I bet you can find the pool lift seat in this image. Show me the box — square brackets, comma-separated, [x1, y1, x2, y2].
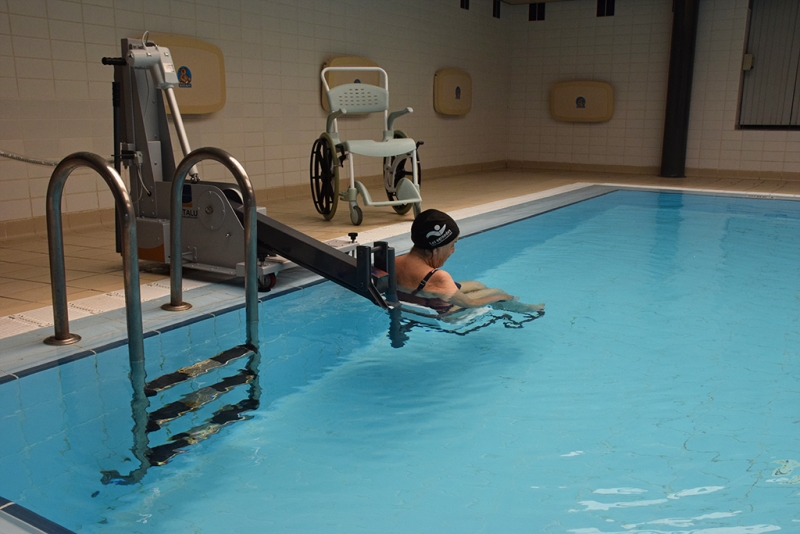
[311, 66, 422, 225]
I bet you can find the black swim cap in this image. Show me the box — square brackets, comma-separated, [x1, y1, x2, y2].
[411, 209, 460, 250]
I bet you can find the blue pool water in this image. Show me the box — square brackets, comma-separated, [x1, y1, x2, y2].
[1, 190, 799, 533]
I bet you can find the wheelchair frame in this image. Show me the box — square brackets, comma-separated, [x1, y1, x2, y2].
[310, 66, 422, 225]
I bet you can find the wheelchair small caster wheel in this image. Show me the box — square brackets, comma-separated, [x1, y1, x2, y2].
[258, 272, 277, 292]
[350, 205, 363, 226]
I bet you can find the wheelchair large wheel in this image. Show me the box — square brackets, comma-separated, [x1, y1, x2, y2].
[310, 134, 339, 220]
[384, 130, 422, 215]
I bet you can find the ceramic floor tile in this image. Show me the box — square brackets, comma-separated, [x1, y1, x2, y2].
[0, 250, 48, 263]
[0, 297, 44, 315]
[67, 274, 125, 291]
[0, 240, 50, 254]
[2, 266, 51, 281]
[27, 269, 99, 284]
[0, 262, 29, 276]
[0, 280, 51, 299]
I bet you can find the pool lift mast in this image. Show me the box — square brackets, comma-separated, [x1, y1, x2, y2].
[102, 36, 394, 307]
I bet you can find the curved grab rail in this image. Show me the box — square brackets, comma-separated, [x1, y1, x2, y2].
[44, 152, 144, 365]
[163, 147, 259, 348]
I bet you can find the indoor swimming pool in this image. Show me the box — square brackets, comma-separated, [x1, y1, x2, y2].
[1, 189, 799, 533]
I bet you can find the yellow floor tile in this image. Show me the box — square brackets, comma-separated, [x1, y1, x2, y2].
[0, 296, 46, 315]
[0, 279, 51, 299]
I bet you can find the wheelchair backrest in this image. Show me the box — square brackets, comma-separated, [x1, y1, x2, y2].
[327, 83, 388, 115]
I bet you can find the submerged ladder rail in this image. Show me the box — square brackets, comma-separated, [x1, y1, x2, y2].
[162, 147, 260, 348]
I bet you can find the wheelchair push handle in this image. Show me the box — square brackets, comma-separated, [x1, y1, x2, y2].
[321, 66, 389, 92]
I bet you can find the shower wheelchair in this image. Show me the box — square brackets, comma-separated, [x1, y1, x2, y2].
[310, 66, 422, 225]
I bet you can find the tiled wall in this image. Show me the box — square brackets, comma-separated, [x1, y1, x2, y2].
[507, 0, 673, 170]
[2, 0, 800, 225]
[688, 0, 800, 176]
[0, 0, 512, 224]
[508, 0, 800, 176]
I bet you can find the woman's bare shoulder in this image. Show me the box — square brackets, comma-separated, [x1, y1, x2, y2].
[422, 268, 458, 294]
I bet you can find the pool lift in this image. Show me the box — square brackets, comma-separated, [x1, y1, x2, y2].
[41, 37, 409, 484]
[102, 35, 395, 303]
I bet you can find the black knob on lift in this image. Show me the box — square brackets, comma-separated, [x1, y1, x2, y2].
[348, 232, 358, 243]
[101, 57, 127, 66]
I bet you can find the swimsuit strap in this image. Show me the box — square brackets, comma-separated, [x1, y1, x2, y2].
[413, 268, 438, 294]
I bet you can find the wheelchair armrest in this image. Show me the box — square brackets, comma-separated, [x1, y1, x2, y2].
[387, 107, 413, 131]
[326, 108, 347, 134]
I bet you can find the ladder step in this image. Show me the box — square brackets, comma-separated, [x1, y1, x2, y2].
[147, 369, 255, 431]
[144, 344, 255, 397]
[147, 397, 260, 466]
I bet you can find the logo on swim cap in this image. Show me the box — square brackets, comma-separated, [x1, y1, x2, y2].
[426, 224, 446, 239]
[426, 224, 453, 246]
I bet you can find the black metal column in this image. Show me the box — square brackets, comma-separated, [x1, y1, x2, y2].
[660, 0, 701, 178]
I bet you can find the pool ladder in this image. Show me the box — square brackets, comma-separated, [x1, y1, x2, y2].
[44, 148, 263, 484]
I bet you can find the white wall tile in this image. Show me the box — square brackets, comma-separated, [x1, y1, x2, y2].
[0, 198, 31, 220]
[0, 12, 10, 36]
[46, 0, 83, 23]
[10, 35, 52, 58]
[16, 77, 54, 99]
[9, 14, 49, 38]
[7, 0, 47, 18]
[64, 190, 98, 211]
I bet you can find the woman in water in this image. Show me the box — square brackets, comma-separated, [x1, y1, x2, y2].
[395, 209, 544, 316]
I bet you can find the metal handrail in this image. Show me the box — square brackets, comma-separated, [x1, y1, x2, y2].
[45, 152, 149, 486]
[162, 147, 260, 349]
[44, 152, 144, 362]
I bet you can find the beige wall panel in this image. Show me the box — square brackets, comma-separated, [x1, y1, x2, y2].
[434, 68, 472, 116]
[147, 32, 226, 115]
[550, 81, 614, 123]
